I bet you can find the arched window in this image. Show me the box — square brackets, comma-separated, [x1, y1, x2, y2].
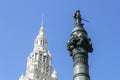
[41, 40, 42, 45]
[40, 54, 42, 61]
[35, 53, 37, 60]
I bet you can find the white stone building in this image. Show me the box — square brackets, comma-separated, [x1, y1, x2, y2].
[19, 25, 58, 80]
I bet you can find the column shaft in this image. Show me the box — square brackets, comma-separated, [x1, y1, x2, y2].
[73, 53, 90, 80]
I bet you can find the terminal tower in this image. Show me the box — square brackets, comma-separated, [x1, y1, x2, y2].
[19, 24, 58, 80]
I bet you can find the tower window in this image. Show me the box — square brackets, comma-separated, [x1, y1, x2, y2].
[37, 75, 39, 78]
[35, 53, 37, 60]
[41, 40, 42, 45]
[41, 77, 43, 80]
[43, 56, 46, 62]
[40, 54, 42, 61]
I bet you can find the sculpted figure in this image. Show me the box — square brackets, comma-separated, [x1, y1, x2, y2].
[74, 10, 81, 25]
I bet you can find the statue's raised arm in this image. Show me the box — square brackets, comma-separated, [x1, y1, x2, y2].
[74, 10, 82, 25]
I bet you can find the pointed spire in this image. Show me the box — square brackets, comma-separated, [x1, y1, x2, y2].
[41, 14, 44, 27]
[34, 14, 48, 52]
[39, 14, 44, 36]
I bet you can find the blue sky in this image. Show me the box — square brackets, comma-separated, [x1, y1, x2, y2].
[0, 0, 120, 80]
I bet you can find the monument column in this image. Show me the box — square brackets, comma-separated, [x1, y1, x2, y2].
[67, 10, 93, 80]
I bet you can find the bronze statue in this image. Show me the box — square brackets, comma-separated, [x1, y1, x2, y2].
[74, 10, 82, 25]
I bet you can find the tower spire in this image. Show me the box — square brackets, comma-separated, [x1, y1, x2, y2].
[41, 14, 44, 27]
[39, 14, 44, 36]
[34, 15, 48, 52]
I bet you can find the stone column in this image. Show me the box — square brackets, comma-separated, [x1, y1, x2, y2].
[67, 10, 93, 80]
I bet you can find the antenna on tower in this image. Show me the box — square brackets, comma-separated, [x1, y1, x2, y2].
[41, 14, 44, 27]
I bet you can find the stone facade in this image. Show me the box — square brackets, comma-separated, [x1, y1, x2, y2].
[19, 26, 58, 80]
